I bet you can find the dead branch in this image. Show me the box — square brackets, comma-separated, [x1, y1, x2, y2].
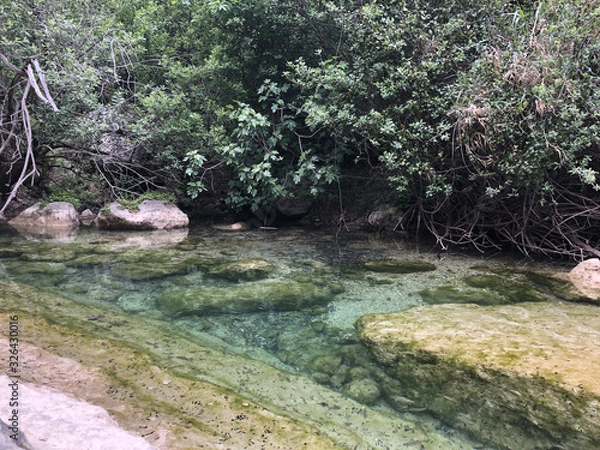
[400, 176, 600, 260]
[0, 54, 59, 219]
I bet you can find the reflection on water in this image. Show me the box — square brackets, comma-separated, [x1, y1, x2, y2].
[0, 224, 570, 449]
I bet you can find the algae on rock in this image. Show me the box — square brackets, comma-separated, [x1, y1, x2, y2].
[363, 259, 437, 274]
[0, 279, 484, 450]
[356, 302, 600, 450]
[463, 274, 547, 303]
[207, 258, 276, 281]
[418, 286, 506, 306]
[157, 280, 336, 316]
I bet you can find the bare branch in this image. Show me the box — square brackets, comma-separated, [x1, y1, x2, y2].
[31, 58, 59, 111]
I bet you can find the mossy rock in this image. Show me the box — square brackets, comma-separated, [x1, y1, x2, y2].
[13, 241, 82, 262]
[463, 274, 547, 303]
[113, 261, 196, 281]
[419, 285, 507, 306]
[292, 274, 346, 294]
[310, 354, 343, 375]
[341, 378, 381, 405]
[523, 270, 591, 303]
[363, 259, 436, 274]
[157, 280, 335, 316]
[66, 254, 114, 268]
[5, 261, 67, 277]
[0, 249, 23, 258]
[207, 258, 275, 281]
[357, 302, 600, 450]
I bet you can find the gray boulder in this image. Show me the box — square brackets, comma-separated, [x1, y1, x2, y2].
[9, 202, 80, 230]
[95, 200, 189, 230]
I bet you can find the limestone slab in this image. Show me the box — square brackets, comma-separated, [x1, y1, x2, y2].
[356, 302, 600, 450]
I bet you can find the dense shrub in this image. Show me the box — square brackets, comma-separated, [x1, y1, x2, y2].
[282, 0, 600, 257]
[2, 0, 599, 257]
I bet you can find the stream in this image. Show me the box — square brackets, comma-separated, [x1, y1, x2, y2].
[0, 223, 572, 449]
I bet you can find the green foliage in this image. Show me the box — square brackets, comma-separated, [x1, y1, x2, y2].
[116, 191, 176, 211]
[281, 0, 600, 255]
[453, 0, 600, 193]
[286, 0, 496, 198]
[41, 175, 97, 210]
[203, 80, 343, 210]
[2, 0, 599, 256]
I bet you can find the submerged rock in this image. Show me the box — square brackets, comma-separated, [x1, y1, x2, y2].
[5, 261, 67, 277]
[356, 302, 600, 450]
[210, 222, 250, 231]
[341, 378, 381, 405]
[157, 280, 335, 316]
[419, 285, 506, 306]
[420, 272, 552, 306]
[363, 259, 436, 274]
[310, 354, 343, 375]
[207, 258, 275, 281]
[463, 274, 547, 303]
[523, 269, 591, 303]
[113, 261, 195, 281]
[95, 200, 189, 230]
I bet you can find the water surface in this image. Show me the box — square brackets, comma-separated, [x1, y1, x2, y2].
[0, 224, 570, 449]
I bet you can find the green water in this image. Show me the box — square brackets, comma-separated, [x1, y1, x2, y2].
[0, 224, 572, 450]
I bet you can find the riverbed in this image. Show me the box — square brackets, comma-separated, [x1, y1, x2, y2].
[0, 224, 574, 449]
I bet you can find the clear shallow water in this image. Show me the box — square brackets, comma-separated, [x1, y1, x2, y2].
[0, 224, 571, 449]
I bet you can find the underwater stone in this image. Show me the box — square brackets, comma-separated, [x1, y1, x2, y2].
[0, 249, 22, 258]
[157, 281, 335, 316]
[418, 285, 506, 306]
[326, 282, 346, 294]
[6, 261, 66, 277]
[463, 274, 547, 303]
[210, 222, 250, 231]
[363, 259, 436, 274]
[207, 258, 275, 281]
[523, 269, 592, 303]
[310, 354, 343, 375]
[117, 292, 155, 313]
[329, 373, 347, 389]
[312, 372, 331, 384]
[310, 320, 326, 333]
[349, 367, 372, 381]
[113, 261, 194, 281]
[66, 254, 114, 268]
[19, 245, 79, 262]
[341, 379, 381, 405]
[356, 302, 600, 450]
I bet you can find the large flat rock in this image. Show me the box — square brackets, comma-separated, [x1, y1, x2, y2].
[356, 302, 600, 450]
